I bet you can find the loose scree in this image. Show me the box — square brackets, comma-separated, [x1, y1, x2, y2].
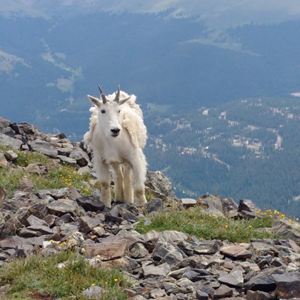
[84, 85, 147, 208]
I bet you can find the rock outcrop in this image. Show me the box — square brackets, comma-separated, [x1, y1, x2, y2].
[1, 117, 300, 299]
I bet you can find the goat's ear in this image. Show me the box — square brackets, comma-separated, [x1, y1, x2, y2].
[119, 96, 131, 106]
[88, 95, 101, 107]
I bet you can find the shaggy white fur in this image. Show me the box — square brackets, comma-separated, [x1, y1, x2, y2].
[84, 89, 147, 208]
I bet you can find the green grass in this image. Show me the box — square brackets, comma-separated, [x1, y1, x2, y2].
[0, 251, 130, 300]
[135, 206, 281, 243]
[0, 148, 93, 197]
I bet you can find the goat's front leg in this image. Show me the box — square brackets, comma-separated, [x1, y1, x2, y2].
[93, 156, 111, 208]
[111, 164, 124, 202]
[123, 162, 134, 203]
[131, 150, 147, 206]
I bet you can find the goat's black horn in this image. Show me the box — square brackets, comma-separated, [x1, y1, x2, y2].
[98, 84, 107, 103]
[114, 85, 120, 103]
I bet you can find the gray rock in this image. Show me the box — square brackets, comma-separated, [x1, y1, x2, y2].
[92, 226, 105, 237]
[150, 288, 166, 298]
[25, 163, 48, 175]
[76, 196, 105, 212]
[0, 133, 22, 149]
[48, 187, 81, 201]
[78, 216, 100, 233]
[181, 198, 197, 208]
[118, 206, 138, 221]
[145, 198, 164, 214]
[213, 284, 233, 299]
[57, 146, 73, 156]
[218, 270, 244, 287]
[143, 264, 167, 278]
[196, 290, 209, 300]
[194, 240, 222, 255]
[244, 268, 284, 292]
[17, 176, 35, 193]
[220, 245, 252, 260]
[152, 241, 187, 267]
[130, 242, 149, 258]
[272, 273, 300, 299]
[4, 150, 18, 161]
[78, 166, 91, 175]
[47, 199, 78, 216]
[145, 171, 172, 196]
[18, 228, 42, 238]
[238, 199, 260, 219]
[69, 146, 90, 167]
[29, 203, 48, 219]
[84, 239, 127, 260]
[57, 155, 77, 164]
[82, 285, 104, 299]
[27, 215, 48, 226]
[272, 219, 300, 245]
[246, 290, 275, 300]
[200, 194, 225, 216]
[27, 225, 53, 235]
[55, 213, 74, 226]
[28, 138, 58, 158]
[0, 235, 43, 249]
[143, 230, 189, 244]
[222, 197, 239, 215]
[251, 242, 278, 257]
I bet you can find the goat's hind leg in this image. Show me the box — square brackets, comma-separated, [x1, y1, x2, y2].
[131, 151, 147, 206]
[94, 157, 112, 208]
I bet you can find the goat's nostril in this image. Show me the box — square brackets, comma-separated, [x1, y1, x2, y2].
[111, 128, 120, 135]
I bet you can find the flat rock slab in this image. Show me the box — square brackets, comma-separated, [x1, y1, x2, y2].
[142, 264, 167, 278]
[47, 199, 78, 216]
[27, 225, 53, 235]
[84, 239, 127, 260]
[76, 196, 105, 212]
[29, 139, 58, 158]
[213, 284, 233, 299]
[0, 236, 44, 249]
[218, 270, 244, 287]
[27, 215, 48, 226]
[181, 198, 197, 208]
[220, 245, 252, 260]
[0, 133, 22, 149]
[244, 268, 283, 292]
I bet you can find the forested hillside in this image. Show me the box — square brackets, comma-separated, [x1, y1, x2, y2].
[144, 97, 300, 218]
[1, 12, 300, 138]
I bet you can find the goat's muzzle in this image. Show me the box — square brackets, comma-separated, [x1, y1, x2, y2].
[111, 128, 120, 137]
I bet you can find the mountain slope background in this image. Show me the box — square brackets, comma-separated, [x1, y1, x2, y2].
[0, 1, 300, 217]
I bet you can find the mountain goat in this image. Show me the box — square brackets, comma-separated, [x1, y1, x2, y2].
[84, 85, 147, 208]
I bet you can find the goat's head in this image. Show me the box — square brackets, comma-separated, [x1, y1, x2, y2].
[88, 85, 131, 138]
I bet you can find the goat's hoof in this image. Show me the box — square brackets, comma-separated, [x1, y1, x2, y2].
[135, 199, 147, 207]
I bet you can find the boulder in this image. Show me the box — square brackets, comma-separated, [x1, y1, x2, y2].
[145, 171, 172, 196]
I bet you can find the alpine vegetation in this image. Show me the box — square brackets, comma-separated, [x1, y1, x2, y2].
[84, 85, 147, 208]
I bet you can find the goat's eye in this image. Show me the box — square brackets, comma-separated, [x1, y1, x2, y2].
[101, 110, 105, 113]
[118, 110, 120, 113]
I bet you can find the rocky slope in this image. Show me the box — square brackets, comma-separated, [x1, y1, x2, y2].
[1, 116, 300, 300]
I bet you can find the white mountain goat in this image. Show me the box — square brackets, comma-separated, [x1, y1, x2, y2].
[84, 85, 147, 208]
